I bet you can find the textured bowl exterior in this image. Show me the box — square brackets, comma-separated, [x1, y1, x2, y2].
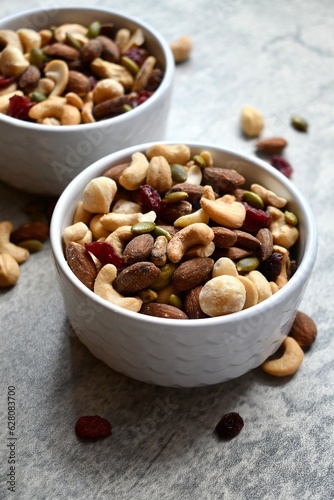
[0, 7, 174, 196]
[50, 142, 318, 387]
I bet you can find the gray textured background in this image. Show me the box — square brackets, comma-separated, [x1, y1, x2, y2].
[1, 0, 333, 498]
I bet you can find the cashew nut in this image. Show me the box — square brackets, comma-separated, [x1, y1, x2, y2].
[114, 28, 131, 52]
[119, 152, 149, 191]
[0, 221, 29, 264]
[65, 92, 84, 110]
[146, 156, 173, 194]
[0, 46, 29, 77]
[245, 270, 272, 303]
[167, 222, 214, 263]
[267, 206, 299, 249]
[28, 97, 81, 125]
[0, 30, 23, 51]
[73, 201, 93, 226]
[120, 28, 145, 54]
[54, 23, 88, 43]
[32, 77, 55, 96]
[184, 241, 215, 259]
[105, 226, 134, 256]
[251, 183, 287, 209]
[90, 58, 133, 91]
[261, 336, 304, 376]
[83, 176, 118, 214]
[200, 194, 246, 229]
[81, 92, 95, 123]
[200, 150, 213, 167]
[94, 264, 142, 311]
[146, 144, 191, 165]
[112, 199, 141, 214]
[169, 35, 193, 63]
[0, 253, 20, 287]
[186, 164, 202, 185]
[62, 222, 92, 247]
[199, 275, 246, 316]
[273, 244, 290, 289]
[100, 210, 156, 232]
[44, 59, 69, 97]
[89, 214, 111, 240]
[17, 28, 41, 53]
[174, 207, 210, 228]
[0, 82, 17, 97]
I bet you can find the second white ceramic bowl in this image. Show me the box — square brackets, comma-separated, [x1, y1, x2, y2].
[50, 142, 317, 387]
[0, 7, 174, 195]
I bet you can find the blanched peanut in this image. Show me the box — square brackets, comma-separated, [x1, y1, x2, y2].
[83, 177, 117, 214]
[199, 275, 246, 316]
[169, 35, 192, 63]
[267, 206, 299, 249]
[92, 78, 124, 104]
[212, 257, 238, 277]
[246, 270, 272, 303]
[237, 275, 259, 309]
[261, 337, 304, 376]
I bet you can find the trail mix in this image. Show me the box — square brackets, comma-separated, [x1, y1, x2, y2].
[0, 20, 164, 125]
[62, 143, 300, 319]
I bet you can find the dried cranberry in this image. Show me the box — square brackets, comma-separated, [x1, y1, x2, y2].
[139, 184, 162, 214]
[0, 76, 14, 87]
[241, 202, 271, 235]
[271, 155, 293, 178]
[7, 95, 36, 121]
[258, 252, 283, 282]
[85, 241, 124, 268]
[75, 415, 112, 439]
[123, 47, 147, 67]
[215, 412, 244, 439]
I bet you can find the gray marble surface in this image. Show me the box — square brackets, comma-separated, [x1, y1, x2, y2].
[1, 0, 334, 498]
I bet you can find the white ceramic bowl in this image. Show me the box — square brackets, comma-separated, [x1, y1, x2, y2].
[0, 7, 174, 196]
[50, 142, 317, 387]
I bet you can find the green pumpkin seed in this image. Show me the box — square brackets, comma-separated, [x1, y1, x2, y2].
[151, 263, 177, 291]
[193, 154, 206, 168]
[162, 191, 188, 203]
[18, 239, 44, 253]
[168, 294, 183, 309]
[242, 191, 264, 209]
[284, 210, 298, 226]
[66, 32, 82, 51]
[30, 48, 47, 68]
[152, 226, 172, 240]
[170, 163, 188, 183]
[87, 21, 101, 39]
[236, 256, 260, 272]
[131, 221, 156, 234]
[29, 92, 47, 103]
[138, 289, 158, 303]
[291, 115, 308, 132]
[122, 104, 133, 113]
[121, 56, 139, 75]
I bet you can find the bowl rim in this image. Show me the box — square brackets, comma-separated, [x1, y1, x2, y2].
[50, 140, 318, 329]
[0, 6, 175, 132]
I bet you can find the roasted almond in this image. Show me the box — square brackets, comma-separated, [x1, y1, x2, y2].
[184, 286, 208, 319]
[256, 227, 273, 261]
[123, 234, 154, 264]
[172, 257, 214, 293]
[93, 92, 137, 118]
[10, 221, 49, 244]
[81, 38, 103, 62]
[66, 241, 97, 290]
[159, 200, 193, 225]
[102, 162, 131, 182]
[233, 229, 261, 250]
[202, 168, 245, 194]
[212, 227, 238, 248]
[256, 137, 287, 154]
[289, 310, 317, 348]
[140, 302, 188, 319]
[113, 261, 160, 295]
[18, 65, 41, 92]
[67, 70, 91, 97]
[42, 43, 80, 61]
